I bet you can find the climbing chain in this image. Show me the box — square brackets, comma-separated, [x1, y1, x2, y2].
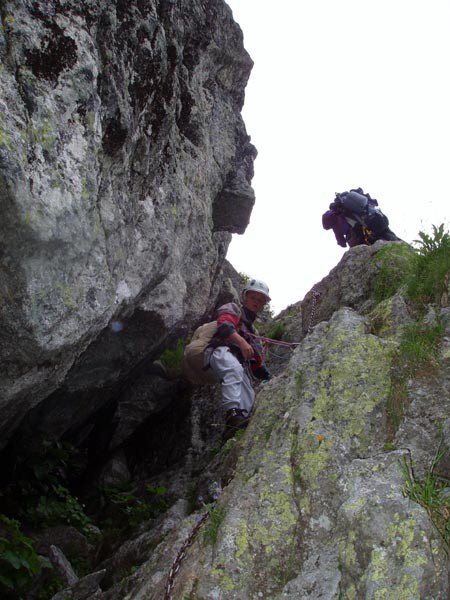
[163, 510, 210, 600]
[307, 289, 321, 335]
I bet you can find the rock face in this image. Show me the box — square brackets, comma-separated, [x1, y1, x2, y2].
[1, 3, 449, 598]
[90, 242, 449, 600]
[0, 0, 255, 448]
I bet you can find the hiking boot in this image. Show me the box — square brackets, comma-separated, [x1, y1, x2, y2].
[223, 408, 250, 441]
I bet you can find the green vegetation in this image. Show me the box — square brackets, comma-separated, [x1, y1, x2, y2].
[290, 433, 302, 486]
[408, 224, 450, 307]
[294, 369, 304, 389]
[239, 272, 250, 285]
[372, 242, 415, 303]
[381, 225, 449, 433]
[0, 438, 175, 598]
[0, 515, 45, 596]
[100, 482, 172, 532]
[263, 321, 286, 341]
[373, 224, 450, 309]
[27, 483, 91, 533]
[387, 317, 445, 432]
[159, 339, 185, 374]
[202, 504, 227, 546]
[400, 430, 450, 555]
[0, 439, 91, 536]
[398, 319, 444, 377]
[0, 439, 94, 598]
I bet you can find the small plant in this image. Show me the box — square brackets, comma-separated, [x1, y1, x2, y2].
[26, 483, 91, 533]
[264, 321, 286, 341]
[0, 438, 91, 537]
[294, 369, 304, 389]
[0, 514, 44, 595]
[372, 224, 450, 308]
[159, 339, 185, 375]
[126, 565, 139, 577]
[400, 431, 450, 555]
[290, 433, 302, 485]
[386, 371, 408, 434]
[101, 482, 171, 531]
[398, 319, 444, 377]
[408, 224, 450, 307]
[387, 316, 444, 435]
[414, 223, 450, 254]
[239, 272, 250, 285]
[202, 504, 227, 546]
[372, 243, 415, 303]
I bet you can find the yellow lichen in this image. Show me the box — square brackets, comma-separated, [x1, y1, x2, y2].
[339, 530, 357, 567]
[235, 521, 249, 561]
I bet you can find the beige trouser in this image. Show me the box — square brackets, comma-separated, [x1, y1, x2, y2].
[209, 346, 255, 414]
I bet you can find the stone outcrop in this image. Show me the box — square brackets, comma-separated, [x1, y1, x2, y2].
[81, 242, 449, 600]
[300, 240, 417, 336]
[0, 0, 255, 449]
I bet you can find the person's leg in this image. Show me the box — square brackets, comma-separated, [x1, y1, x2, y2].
[209, 347, 254, 413]
[238, 365, 255, 415]
[381, 228, 402, 242]
[209, 347, 255, 439]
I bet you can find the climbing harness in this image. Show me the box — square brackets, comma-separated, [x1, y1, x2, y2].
[164, 510, 210, 600]
[307, 289, 321, 334]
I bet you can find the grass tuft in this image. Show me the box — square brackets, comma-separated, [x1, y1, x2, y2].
[400, 429, 450, 555]
[202, 504, 227, 546]
[387, 317, 445, 435]
[407, 224, 450, 308]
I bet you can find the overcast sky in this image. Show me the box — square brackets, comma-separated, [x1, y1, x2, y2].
[225, 0, 450, 314]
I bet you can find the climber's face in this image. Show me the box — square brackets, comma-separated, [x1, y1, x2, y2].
[243, 291, 267, 313]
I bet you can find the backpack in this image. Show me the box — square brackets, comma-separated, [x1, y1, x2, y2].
[335, 189, 389, 236]
[181, 321, 219, 384]
[337, 190, 368, 215]
[364, 205, 389, 235]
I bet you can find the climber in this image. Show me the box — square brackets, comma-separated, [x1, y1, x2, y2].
[204, 279, 272, 441]
[322, 188, 401, 248]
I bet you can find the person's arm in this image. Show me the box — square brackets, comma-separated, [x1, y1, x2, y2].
[216, 305, 255, 360]
[226, 331, 254, 360]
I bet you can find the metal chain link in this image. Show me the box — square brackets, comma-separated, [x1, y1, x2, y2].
[163, 510, 210, 600]
[307, 289, 321, 334]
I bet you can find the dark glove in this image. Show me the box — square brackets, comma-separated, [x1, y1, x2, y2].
[253, 365, 272, 381]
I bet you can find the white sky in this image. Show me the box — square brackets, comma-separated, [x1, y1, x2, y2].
[225, 0, 450, 314]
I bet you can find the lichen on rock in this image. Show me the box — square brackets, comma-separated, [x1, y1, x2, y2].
[0, 0, 255, 450]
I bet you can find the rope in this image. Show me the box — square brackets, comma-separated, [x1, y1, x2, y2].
[265, 347, 294, 360]
[247, 332, 300, 350]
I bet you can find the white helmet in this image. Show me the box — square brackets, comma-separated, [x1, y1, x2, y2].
[242, 279, 271, 302]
